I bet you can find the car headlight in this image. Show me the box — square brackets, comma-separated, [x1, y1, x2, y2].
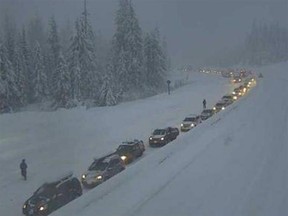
[82, 174, 86, 179]
[191, 123, 195, 127]
[233, 96, 237, 100]
[96, 175, 102, 180]
[221, 107, 225, 110]
[23, 204, 27, 209]
[232, 91, 236, 94]
[120, 155, 127, 161]
[181, 124, 183, 127]
[213, 107, 216, 110]
[39, 204, 48, 211]
[149, 137, 152, 140]
[161, 137, 164, 140]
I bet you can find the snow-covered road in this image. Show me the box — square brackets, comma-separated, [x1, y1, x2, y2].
[52, 63, 287, 216]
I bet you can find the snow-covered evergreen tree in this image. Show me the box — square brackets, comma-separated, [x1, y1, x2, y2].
[143, 28, 167, 92]
[112, 0, 144, 95]
[67, 20, 81, 101]
[14, 32, 28, 106]
[47, 16, 61, 97]
[53, 52, 71, 108]
[80, 4, 101, 100]
[18, 28, 32, 103]
[161, 36, 171, 72]
[0, 38, 19, 111]
[67, 8, 99, 102]
[99, 73, 117, 106]
[3, 14, 16, 66]
[60, 19, 73, 53]
[17, 27, 33, 104]
[31, 41, 48, 102]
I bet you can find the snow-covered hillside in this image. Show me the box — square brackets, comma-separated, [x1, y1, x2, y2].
[0, 71, 232, 216]
[1, 62, 287, 216]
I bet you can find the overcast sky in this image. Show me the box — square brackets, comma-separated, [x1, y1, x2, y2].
[1, 0, 287, 66]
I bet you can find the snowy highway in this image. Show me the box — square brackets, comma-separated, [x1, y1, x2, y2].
[52, 63, 287, 216]
[1, 63, 287, 216]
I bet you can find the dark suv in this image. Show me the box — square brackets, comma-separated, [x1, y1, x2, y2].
[22, 173, 82, 216]
[81, 154, 125, 188]
[115, 140, 145, 164]
[149, 127, 179, 147]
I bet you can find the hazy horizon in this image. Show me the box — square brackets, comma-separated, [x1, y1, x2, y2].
[1, 0, 287, 67]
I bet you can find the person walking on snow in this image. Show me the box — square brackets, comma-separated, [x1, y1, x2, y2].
[203, 99, 206, 109]
[20, 159, 27, 180]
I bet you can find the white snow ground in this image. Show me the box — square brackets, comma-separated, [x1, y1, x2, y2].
[1, 63, 287, 216]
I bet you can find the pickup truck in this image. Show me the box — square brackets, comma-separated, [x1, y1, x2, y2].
[149, 127, 179, 147]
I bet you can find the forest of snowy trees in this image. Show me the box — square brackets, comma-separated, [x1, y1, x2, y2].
[0, 0, 169, 113]
[243, 21, 288, 66]
[209, 21, 288, 67]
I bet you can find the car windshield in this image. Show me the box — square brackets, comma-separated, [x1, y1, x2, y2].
[202, 110, 212, 114]
[88, 159, 109, 171]
[216, 103, 225, 106]
[184, 117, 196, 122]
[117, 145, 133, 152]
[153, 129, 166, 135]
[223, 96, 231, 99]
[34, 184, 56, 198]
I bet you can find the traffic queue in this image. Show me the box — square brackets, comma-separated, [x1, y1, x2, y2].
[22, 75, 257, 216]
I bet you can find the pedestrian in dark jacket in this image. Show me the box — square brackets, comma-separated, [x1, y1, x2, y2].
[203, 99, 206, 109]
[20, 159, 27, 180]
